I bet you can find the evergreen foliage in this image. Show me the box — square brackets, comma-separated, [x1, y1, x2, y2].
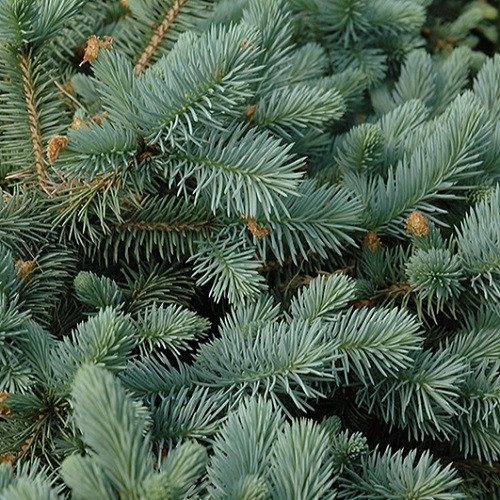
[0, 0, 498, 498]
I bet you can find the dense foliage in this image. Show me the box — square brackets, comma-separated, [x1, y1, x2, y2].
[0, 0, 498, 498]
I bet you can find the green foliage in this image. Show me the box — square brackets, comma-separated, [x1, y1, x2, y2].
[260, 180, 363, 263]
[142, 440, 208, 499]
[190, 229, 267, 304]
[134, 303, 210, 354]
[456, 185, 500, 302]
[167, 123, 304, 218]
[329, 429, 369, 471]
[406, 247, 465, 318]
[207, 397, 283, 498]
[51, 307, 137, 387]
[0, 191, 50, 253]
[0, 460, 62, 500]
[426, 0, 498, 56]
[0, 0, 498, 497]
[270, 419, 336, 499]
[290, 274, 357, 322]
[339, 447, 463, 499]
[329, 306, 422, 383]
[63, 365, 152, 498]
[192, 318, 337, 411]
[74, 271, 125, 310]
[113, 0, 212, 69]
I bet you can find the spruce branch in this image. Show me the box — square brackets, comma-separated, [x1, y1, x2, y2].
[0, 0, 498, 494]
[134, 0, 189, 75]
[134, 303, 210, 355]
[219, 295, 280, 338]
[0, 190, 50, 254]
[192, 318, 338, 411]
[62, 365, 153, 498]
[338, 447, 463, 499]
[167, 124, 304, 218]
[290, 273, 357, 322]
[252, 82, 345, 138]
[456, 185, 500, 302]
[50, 307, 137, 387]
[207, 397, 283, 499]
[257, 180, 363, 263]
[350, 92, 492, 235]
[359, 348, 469, 440]
[110, 197, 214, 260]
[327, 306, 422, 384]
[190, 229, 266, 304]
[269, 419, 336, 499]
[114, 0, 211, 72]
[151, 386, 227, 448]
[16, 51, 47, 189]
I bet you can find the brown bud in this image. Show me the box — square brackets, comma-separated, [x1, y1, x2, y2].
[245, 104, 257, 122]
[240, 39, 253, 50]
[406, 210, 429, 237]
[71, 116, 86, 130]
[80, 35, 113, 67]
[0, 391, 11, 417]
[353, 299, 375, 309]
[15, 259, 37, 281]
[80, 35, 100, 66]
[20, 436, 33, 453]
[387, 282, 412, 298]
[120, 0, 129, 6]
[0, 453, 15, 465]
[363, 231, 381, 252]
[92, 111, 109, 126]
[138, 151, 154, 162]
[242, 215, 272, 239]
[436, 38, 453, 51]
[47, 135, 70, 165]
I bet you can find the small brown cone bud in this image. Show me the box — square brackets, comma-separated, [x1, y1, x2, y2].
[0, 453, 15, 465]
[47, 135, 70, 165]
[71, 116, 86, 130]
[20, 436, 33, 453]
[80, 35, 100, 66]
[138, 151, 154, 162]
[242, 215, 272, 239]
[80, 35, 113, 67]
[120, 0, 129, 6]
[387, 282, 412, 298]
[245, 104, 257, 122]
[0, 391, 11, 417]
[15, 259, 37, 281]
[406, 210, 429, 237]
[363, 231, 381, 252]
[240, 39, 253, 50]
[92, 111, 109, 125]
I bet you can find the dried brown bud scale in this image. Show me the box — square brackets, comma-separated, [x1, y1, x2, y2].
[406, 210, 429, 237]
